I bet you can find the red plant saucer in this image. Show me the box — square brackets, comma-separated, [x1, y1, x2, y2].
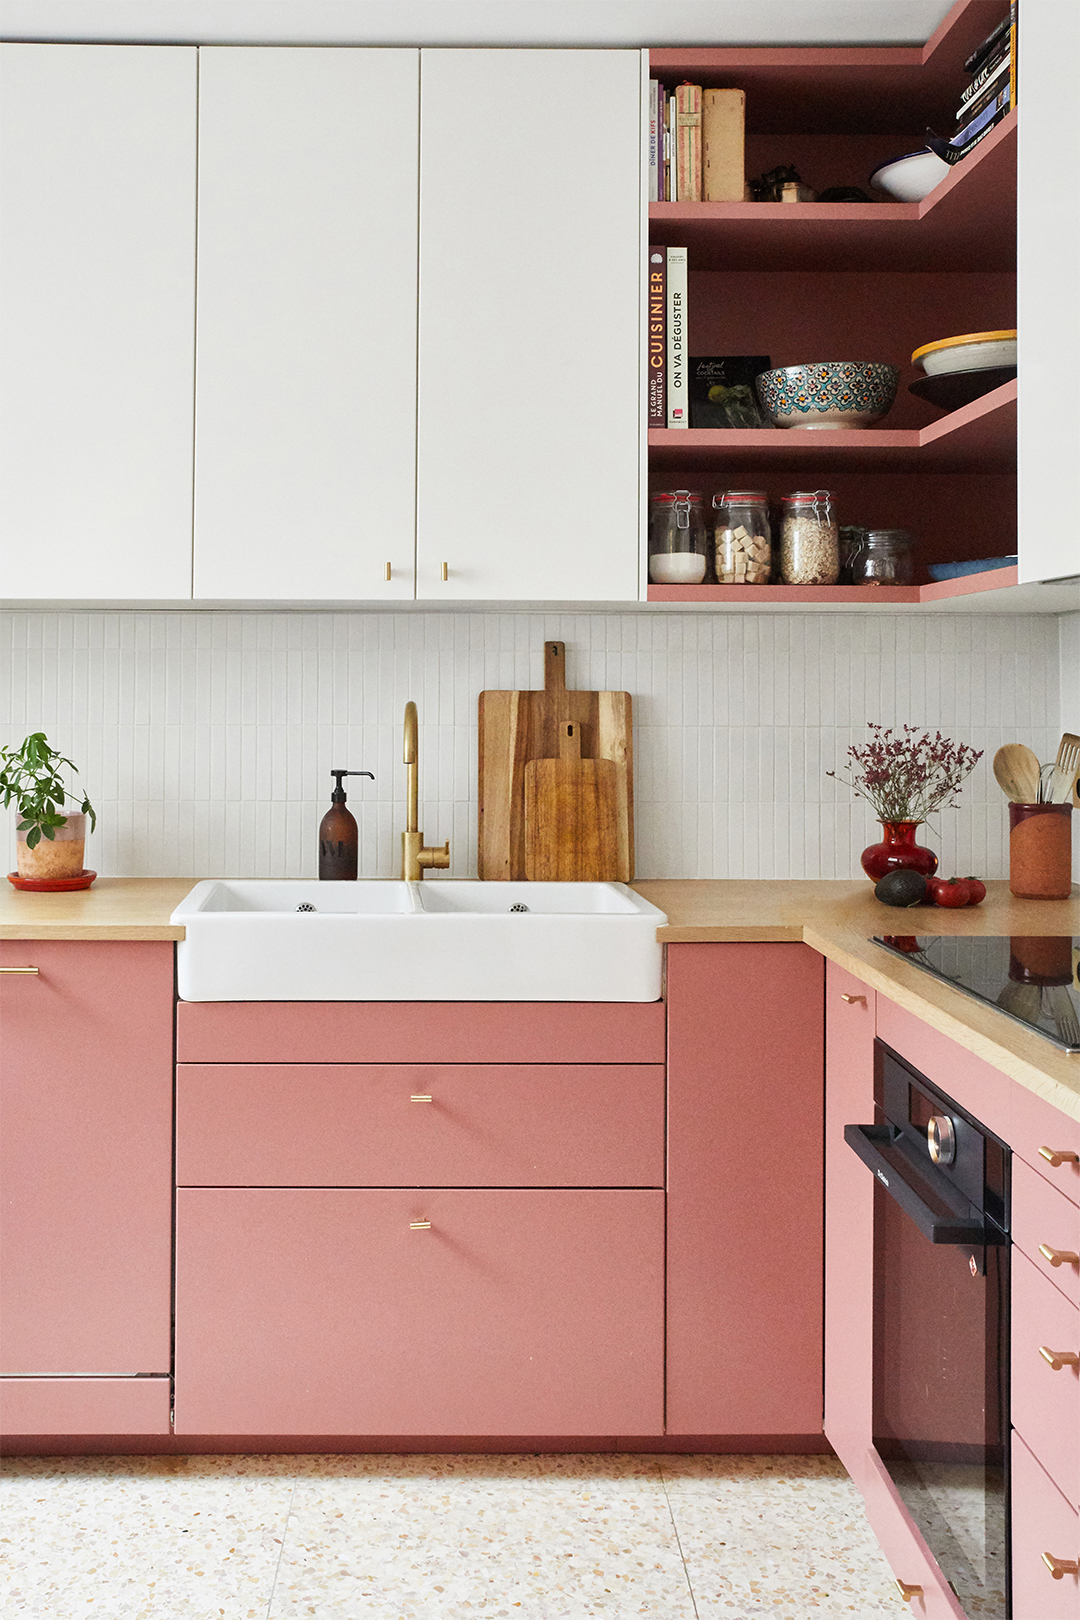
[7, 869, 97, 892]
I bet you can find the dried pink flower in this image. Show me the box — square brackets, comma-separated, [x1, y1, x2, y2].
[827, 723, 983, 823]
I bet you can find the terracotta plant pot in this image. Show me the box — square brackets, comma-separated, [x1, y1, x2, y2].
[16, 812, 86, 880]
[860, 820, 938, 882]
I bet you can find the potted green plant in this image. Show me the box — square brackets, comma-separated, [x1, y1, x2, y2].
[1, 732, 97, 886]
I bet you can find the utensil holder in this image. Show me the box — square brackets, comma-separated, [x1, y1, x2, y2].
[1008, 803, 1073, 900]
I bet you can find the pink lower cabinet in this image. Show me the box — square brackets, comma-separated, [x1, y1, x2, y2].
[0, 940, 174, 1436]
[1011, 1431, 1080, 1617]
[665, 942, 825, 1439]
[174, 1187, 664, 1436]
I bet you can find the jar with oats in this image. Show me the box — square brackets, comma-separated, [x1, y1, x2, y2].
[712, 491, 771, 584]
[779, 489, 839, 584]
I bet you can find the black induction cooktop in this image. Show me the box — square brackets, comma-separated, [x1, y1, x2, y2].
[871, 935, 1080, 1052]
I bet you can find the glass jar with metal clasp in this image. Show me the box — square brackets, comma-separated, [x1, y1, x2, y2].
[648, 490, 709, 584]
[849, 528, 915, 586]
[712, 490, 772, 584]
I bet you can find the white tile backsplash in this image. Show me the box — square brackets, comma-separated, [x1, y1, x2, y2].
[0, 609, 1064, 882]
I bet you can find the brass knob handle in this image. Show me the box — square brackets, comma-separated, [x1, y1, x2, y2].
[1040, 1147, 1080, 1168]
[410, 1094, 433, 1103]
[840, 992, 867, 1005]
[1039, 1244, 1080, 1268]
[409, 1220, 431, 1230]
[441, 561, 449, 581]
[1042, 1553, 1080, 1579]
[1039, 1346, 1080, 1371]
[895, 1580, 924, 1601]
[385, 562, 392, 581]
[0, 965, 39, 974]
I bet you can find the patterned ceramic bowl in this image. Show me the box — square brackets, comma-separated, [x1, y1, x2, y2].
[755, 362, 900, 430]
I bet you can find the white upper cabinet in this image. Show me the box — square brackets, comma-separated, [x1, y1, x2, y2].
[1017, 0, 1079, 585]
[193, 48, 420, 601]
[0, 44, 197, 600]
[415, 49, 644, 602]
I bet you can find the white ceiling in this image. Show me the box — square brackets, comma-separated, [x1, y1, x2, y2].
[0, 1, 961, 48]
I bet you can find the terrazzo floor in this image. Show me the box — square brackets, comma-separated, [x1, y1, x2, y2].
[0, 1451, 903, 1618]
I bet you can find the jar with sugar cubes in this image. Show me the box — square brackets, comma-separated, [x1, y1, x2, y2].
[648, 490, 709, 584]
[712, 491, 772, 584]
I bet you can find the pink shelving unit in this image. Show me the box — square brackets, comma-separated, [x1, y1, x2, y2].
[647, 0, 1018, 600]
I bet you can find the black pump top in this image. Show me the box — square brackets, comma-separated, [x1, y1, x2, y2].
[330, 769, 374, 803]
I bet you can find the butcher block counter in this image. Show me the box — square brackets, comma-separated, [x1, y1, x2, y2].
[2, 875, 1077, 1115]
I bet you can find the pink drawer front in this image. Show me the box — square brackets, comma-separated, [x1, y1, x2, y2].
[1011, 1431, 1080, 1619]
[1013, 1155, 1080, 1308]
[1009, 1082, 1080, 1210]
[176, 999, 666, 1066]
[1011, 1247, 1079, 1508]
[174, 1187, 664, 1437]
[176, 1063, 665, 1188]
[0, 1376, 171, 1437]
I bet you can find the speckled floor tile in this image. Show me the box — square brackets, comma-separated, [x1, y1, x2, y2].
[0, 1455, 296, 1619]
[0, 1451, 907, 1619]
[659, 1456, 901, 1616]
[268, 1455, 695, 1618]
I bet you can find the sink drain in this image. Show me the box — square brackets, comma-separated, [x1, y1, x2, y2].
[296, 902, 316, 912]
[509, 903, 530, 912]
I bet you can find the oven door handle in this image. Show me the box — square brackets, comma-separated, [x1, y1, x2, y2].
[844, 1123, 995, 1245]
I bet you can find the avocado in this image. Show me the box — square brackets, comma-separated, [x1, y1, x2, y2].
[874, 869, 928, 907]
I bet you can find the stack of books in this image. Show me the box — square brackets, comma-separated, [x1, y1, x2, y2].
[936, 5, 1016, 164]
[649, 81, 745, 203]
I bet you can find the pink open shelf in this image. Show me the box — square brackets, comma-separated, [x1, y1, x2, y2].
[648, 116, 1016, 273]
[647, 565, 1018, 606]
[648, 381, 1015, 474]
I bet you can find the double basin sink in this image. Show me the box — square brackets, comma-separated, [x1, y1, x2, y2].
[172, 881, 667, 1002]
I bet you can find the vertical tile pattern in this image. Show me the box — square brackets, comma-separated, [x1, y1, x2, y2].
[0, 609, 1061, 880]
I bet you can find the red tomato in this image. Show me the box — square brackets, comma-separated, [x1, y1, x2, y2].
[935, 878, 971, 908]
[964, 877, 987, 905]
[924, 877, 947, 905]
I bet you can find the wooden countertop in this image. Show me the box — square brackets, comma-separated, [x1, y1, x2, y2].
[3, 875, 1078, 1117]
[633, 879, 1080, 1120]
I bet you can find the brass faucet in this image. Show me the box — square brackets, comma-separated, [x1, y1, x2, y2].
[401, 701, 450, 881]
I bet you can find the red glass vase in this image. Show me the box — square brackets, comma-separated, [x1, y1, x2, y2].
[860, 820, 938, 882]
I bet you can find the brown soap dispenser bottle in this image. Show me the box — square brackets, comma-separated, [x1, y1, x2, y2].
[319, 769, 373, 880]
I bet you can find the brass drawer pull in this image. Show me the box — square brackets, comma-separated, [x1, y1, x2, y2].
[1040, 1147, 1080, 1168]
[0, 965, 39, 974]
[1042, 1553, 1080, 1579]
[409, 1220, 431, 1231]
[840, 992, 866, 1005]
[384, 562, 392, 581]
[410, 1094, 433, 1103]
[1039, 1244, 1080, 1268]
[441, 562, 449, 582]
[895, 1580, 923, 1601]
[1039, 1346, 1080, 1371]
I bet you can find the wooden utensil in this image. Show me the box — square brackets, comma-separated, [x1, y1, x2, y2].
[524, 722, 620, 881]
[992, 743, 1041, 804]
[479, 641, 632, 880]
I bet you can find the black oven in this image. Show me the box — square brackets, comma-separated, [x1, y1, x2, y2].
[846, 1041, 1011, 1619]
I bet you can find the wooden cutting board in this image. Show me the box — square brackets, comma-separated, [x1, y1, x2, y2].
[479, 641, 633, 881]
[524, 722, 620, 881]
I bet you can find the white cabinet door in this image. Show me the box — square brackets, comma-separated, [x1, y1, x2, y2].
[415, 49, 644, 602]
[193, 49, 419, 601]
[1017, 0, 1080, 584]
[0, 44, 197, 600]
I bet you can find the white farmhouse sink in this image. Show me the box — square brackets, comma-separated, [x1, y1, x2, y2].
[172, 880, 666, 1002]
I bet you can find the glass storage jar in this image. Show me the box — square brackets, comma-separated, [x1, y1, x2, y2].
[712, 490, 771, 583]
[779, 489, 839, 584]
[648, 490, 708, 584]
[849, 528, 914, 585]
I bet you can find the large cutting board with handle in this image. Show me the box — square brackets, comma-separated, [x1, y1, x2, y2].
[479, 642, 633, 881]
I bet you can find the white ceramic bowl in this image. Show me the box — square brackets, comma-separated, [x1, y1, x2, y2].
[912, 331, 1017, 376]
[869, 148, 950, 202]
